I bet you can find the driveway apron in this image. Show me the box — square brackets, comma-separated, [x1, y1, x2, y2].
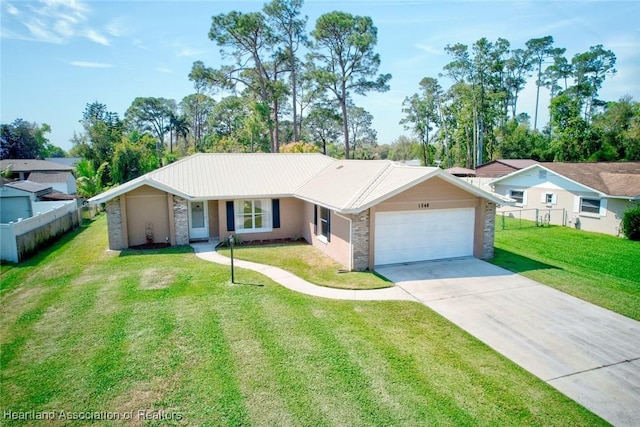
[376, 258, 640, 427]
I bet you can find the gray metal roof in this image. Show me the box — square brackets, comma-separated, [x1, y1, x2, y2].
[90, 153, 506, 211]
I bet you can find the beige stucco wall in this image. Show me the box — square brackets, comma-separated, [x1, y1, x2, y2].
[303, 202, 352, 270]
[219, 197, 305, 242]
[369, 177, 486, 266]
[124, 185, 171, 246]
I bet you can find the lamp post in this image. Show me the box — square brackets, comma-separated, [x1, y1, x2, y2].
[228, 234, 235, 284]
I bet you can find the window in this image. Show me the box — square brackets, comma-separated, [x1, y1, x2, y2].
[580, 198, 601, 215]
[543, 192, 556, 205]
[234, 199, 272, 233]
[320, 207, 330, 238]
[315, 205, 331, 243]
[510, 190, 525, 205]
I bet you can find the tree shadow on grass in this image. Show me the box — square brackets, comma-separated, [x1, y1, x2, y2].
[490, 248, 561, 274]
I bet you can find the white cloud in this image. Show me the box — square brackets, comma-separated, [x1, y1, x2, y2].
[69, 61, 113, 68]
[2, 0, 114, 46]
[5, 3, 19, 15]
[157, 66, 172, 74]
[105, 17, 128, 37]
[84, 29, 110, 46]
[414, 42, 443, 56]
[177, 47, 202, 58]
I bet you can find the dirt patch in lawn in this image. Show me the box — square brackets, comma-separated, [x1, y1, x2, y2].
[139, 268, 177, 290]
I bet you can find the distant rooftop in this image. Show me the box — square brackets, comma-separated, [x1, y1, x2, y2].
[0, 159, 74, 172]
[4, 180, 52, 194]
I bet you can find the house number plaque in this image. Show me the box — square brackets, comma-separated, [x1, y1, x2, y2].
[418, 203, 429, 208]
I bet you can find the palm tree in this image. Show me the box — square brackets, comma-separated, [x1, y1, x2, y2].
[75, 159, 107, 198]
[173, 115, 190, 151]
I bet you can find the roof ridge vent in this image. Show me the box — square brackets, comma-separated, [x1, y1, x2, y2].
[347, 162, 395, 209]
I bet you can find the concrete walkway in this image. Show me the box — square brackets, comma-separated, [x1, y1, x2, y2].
[192, 243, 640, 426]
[191, 242, 417, 301]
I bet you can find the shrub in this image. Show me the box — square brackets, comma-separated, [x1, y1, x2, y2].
[622, 205, 640, 241]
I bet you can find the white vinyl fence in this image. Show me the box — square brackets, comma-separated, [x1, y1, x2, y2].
[1, 200, 80, 263]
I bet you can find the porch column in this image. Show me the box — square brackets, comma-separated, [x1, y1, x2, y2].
[173, 196, 189, 245]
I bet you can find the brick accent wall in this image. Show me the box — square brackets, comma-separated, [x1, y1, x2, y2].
[173, 196, 189, 245]
[105, 198, 124, 250]
[349, 210, 370, 271]
[482, 201, 496, 259]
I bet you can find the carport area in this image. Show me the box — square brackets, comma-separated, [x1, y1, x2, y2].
[377, 258, 640, 427]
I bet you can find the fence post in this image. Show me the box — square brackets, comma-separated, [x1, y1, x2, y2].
[535, 208, 539, 227]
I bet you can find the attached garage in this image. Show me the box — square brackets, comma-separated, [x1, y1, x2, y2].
[374, 207, 475, 266]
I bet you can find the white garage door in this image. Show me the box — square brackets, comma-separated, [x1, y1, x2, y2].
[374, 208, 475, 266]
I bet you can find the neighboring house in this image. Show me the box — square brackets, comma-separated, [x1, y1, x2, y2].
[445, 167, 476, 177]
[0, 159, 76, 194]
[1, 186, 35, 223]
[491, 162, 640, 236]
[89, 153, 505, 271]
[28, 171, 77, 195]
[0, 180, 58, 222]
[46, 157, 81, 168]
[475, 159, 539, 178]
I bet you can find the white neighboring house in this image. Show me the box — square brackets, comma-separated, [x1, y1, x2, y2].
[0, 159, 76, 194]
[27, 171, 77, 195]
[490, 162, 640, 236]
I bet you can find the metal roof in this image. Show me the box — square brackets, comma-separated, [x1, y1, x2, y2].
[90, 153, 506, 211]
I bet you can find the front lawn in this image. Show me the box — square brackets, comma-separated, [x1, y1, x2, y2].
[0, 216, 605, 425]
[492, 221, 640, 320]
[217, 243, 391, 290]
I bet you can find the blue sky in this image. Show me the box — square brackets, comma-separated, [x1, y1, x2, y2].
[1, 0, 639, 152]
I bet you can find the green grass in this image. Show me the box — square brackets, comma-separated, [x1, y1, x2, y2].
[491, 220, 640, 320]
[217, 243, 392, 290]
[0, 216, 605, 426]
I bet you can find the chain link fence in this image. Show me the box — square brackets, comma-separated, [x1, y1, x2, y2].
[498, 208, 567, 230]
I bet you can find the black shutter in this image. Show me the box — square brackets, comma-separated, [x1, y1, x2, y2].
[326, 210, 331, 242]
[272, 199, 280, 229]
[313, 204, 318, 235]
[226, 201, 235, 231]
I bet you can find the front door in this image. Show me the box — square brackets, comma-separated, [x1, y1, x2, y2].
[189, 201, 209, 240]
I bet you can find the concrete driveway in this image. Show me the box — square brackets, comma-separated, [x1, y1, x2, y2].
[376, 258, 640, 427]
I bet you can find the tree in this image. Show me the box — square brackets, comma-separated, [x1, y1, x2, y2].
[111, 132, 159, 184]
[504, 48, 533, 118]
[549, 93, 600, 161]
[592, 96, 640, 160]
[72, 102, 123, 186]
[309, 11, 391, 159]
[124, 97, 175, 155]
[75, 159, 107, 198]
[571, 45, 616, 123]
[387, 136, 420, 161]
[202, 10, 290, 152]
[401, 77, 442, 166]
[347, 104, 377, 159]
[526, 36, 565, 130]
[303, 105, 342, 155]
[263, 0, 308, 143]
[180, 93, 216, 152]
[0, 119, 56, 159]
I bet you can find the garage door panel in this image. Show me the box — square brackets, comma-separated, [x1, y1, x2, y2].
[375, 208, 475, 265]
